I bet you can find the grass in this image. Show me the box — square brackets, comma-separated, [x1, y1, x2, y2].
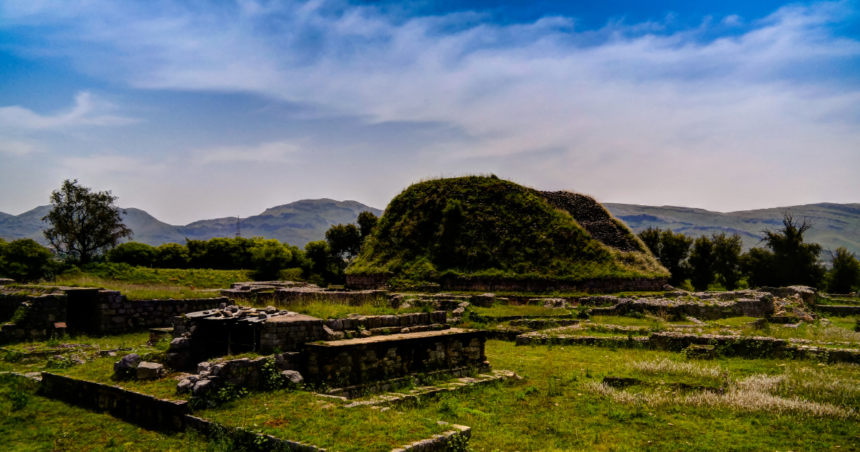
[348, 175, 668, 283]
[198, 390, 450, 452]
[471, 305, 574, 318]
[51, 264, 254, 300]
[0, 375, 206, 451]
[0, 332, 187, 401]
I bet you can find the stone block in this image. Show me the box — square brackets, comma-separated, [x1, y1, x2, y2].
[137, 362, 165, 380]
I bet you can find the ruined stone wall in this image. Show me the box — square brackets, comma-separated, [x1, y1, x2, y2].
[40, 372, 188, 431]
[0, 294, 67, 341]
[305, 330, 487, 386]
[94, 292, 227, 333]
[259, 317, 327, 352]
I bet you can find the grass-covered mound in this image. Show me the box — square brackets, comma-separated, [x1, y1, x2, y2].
[348, 175, 667, 285]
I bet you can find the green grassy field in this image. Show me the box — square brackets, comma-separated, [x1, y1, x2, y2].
[0, 375, 206, 452]
[3, 305, 860, 451]
[52, 265, 254, 300]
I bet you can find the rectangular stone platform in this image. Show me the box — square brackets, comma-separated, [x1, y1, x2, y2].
[305, 328, 487, 387]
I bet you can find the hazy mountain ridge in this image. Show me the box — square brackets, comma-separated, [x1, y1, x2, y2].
[0, 199, 382, 248]
[2, 200, 856, 256]
[605, 202, 860, 257]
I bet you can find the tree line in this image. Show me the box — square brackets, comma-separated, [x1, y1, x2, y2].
[2, 179, 859, 293]
[638, 214, 860, 293]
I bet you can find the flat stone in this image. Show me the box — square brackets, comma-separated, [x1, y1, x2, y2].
[136, 362, 164, 380]
[113, 353, 140, 372]
[193, 379, 215, 396]
[282, 370, 304, 385]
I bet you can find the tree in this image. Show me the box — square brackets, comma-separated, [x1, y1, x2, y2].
[638, 227, 661, 258]
[42, 180, 132, 264]
[660, 229, 693, 286]
[761, 213, 825, 287]
[326, 224, 362, 261]
[250, 238, 293, 281]
[688, 235, 715, 291]
[357, 211, 379, 241]
[741, 247, 776, 287]
[0, 239, 54, 282]
[828, 247, 860, 293]
[156, 243, 190, 268]
[304, 240, 341, 283]
[712, 233, 743, 290]
[107, 242, 157, 267]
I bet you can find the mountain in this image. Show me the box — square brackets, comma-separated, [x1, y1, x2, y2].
[0, 199, 382, 248]
[3, 198, 857, 257]
[604, 203, 860, 257]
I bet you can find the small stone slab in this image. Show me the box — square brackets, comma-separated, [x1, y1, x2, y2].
[136, 362, 165, 380]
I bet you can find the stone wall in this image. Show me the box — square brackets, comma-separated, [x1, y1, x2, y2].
[0, 294, 67, 341]
[94, 292, 226, 333]
[589, 293, 775, 320]
[305, 329, 487, 387]
[40, 372, 188, 431]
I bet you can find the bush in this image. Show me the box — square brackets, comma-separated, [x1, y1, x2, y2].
[828, 247, 860, 293]
[156, 243, 190, 268]
[0, 238, 54, 282]
[251, 239, 293, 281]
[107, 242, 157, 267]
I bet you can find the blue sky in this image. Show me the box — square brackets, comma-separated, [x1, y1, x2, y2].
[0, 0, 858, 224]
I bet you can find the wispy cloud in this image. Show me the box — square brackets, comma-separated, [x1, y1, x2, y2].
[0, 0, 858, 214]
[195, 140, 301, 164]
[0, 139, 40, 155]
[0, 92, 137, 130]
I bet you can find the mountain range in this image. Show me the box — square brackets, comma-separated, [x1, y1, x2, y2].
[1, 199, 857, 257]
[0, 199, 382, 249]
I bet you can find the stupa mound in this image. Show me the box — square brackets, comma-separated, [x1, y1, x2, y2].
[347, 176, 668, 291]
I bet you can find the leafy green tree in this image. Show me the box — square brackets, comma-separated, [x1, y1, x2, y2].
[42, 180, 132, 264]
[742, 214, 825, 288]
[638, 227, 661, 258]
[107, 242, 157, 267]
[0, 239, 54, 282]
[156, 243, 190, 268]
[660, 229, 693, 286]
[712, 233, 743, 290]
[304, 240, 341, 283]
[250, 238, 293, 280]
[326, 224, 362, 261]
[357, 211, 379, 241]
[828, 247, 860, 293]
[688, 235, 715, 291]
[186, 237, 255, 269]
[763, 214, 825, 287]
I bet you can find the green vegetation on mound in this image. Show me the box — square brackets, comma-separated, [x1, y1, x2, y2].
[349, 176, 668, 284]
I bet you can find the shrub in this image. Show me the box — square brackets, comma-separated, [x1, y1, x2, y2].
[0, 238, 54, 282]
[828, 247, 860, 294]
[156, 243, 190, 268]
[107, 242, 157, 267]
[251, 239, 293, 281]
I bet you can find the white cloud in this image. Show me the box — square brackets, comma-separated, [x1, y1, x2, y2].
[0, 139, 39, 155]
[195, 141, 301, 164]
[0, 0, 858, 213]
[61, 154, 166, 175]
[0, 92, 137, 130]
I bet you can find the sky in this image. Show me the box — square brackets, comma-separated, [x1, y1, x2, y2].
[0, 0, 858, 225]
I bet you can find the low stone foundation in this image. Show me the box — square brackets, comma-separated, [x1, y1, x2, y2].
[0, 294, 67, 341]
[305, 329, 487, 387]
[40, 372, 188, 431]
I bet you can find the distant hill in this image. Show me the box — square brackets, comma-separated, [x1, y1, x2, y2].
[3, 198, 857, 257]
[0, 199, 382, 248]
[604, 203, 860, 257]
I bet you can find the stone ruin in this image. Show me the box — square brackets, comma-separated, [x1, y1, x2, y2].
[220, 280, 386, 306]
[163, 303, 487, 397]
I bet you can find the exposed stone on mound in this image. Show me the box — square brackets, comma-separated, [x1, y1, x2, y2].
[537, 190, 642, 252]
